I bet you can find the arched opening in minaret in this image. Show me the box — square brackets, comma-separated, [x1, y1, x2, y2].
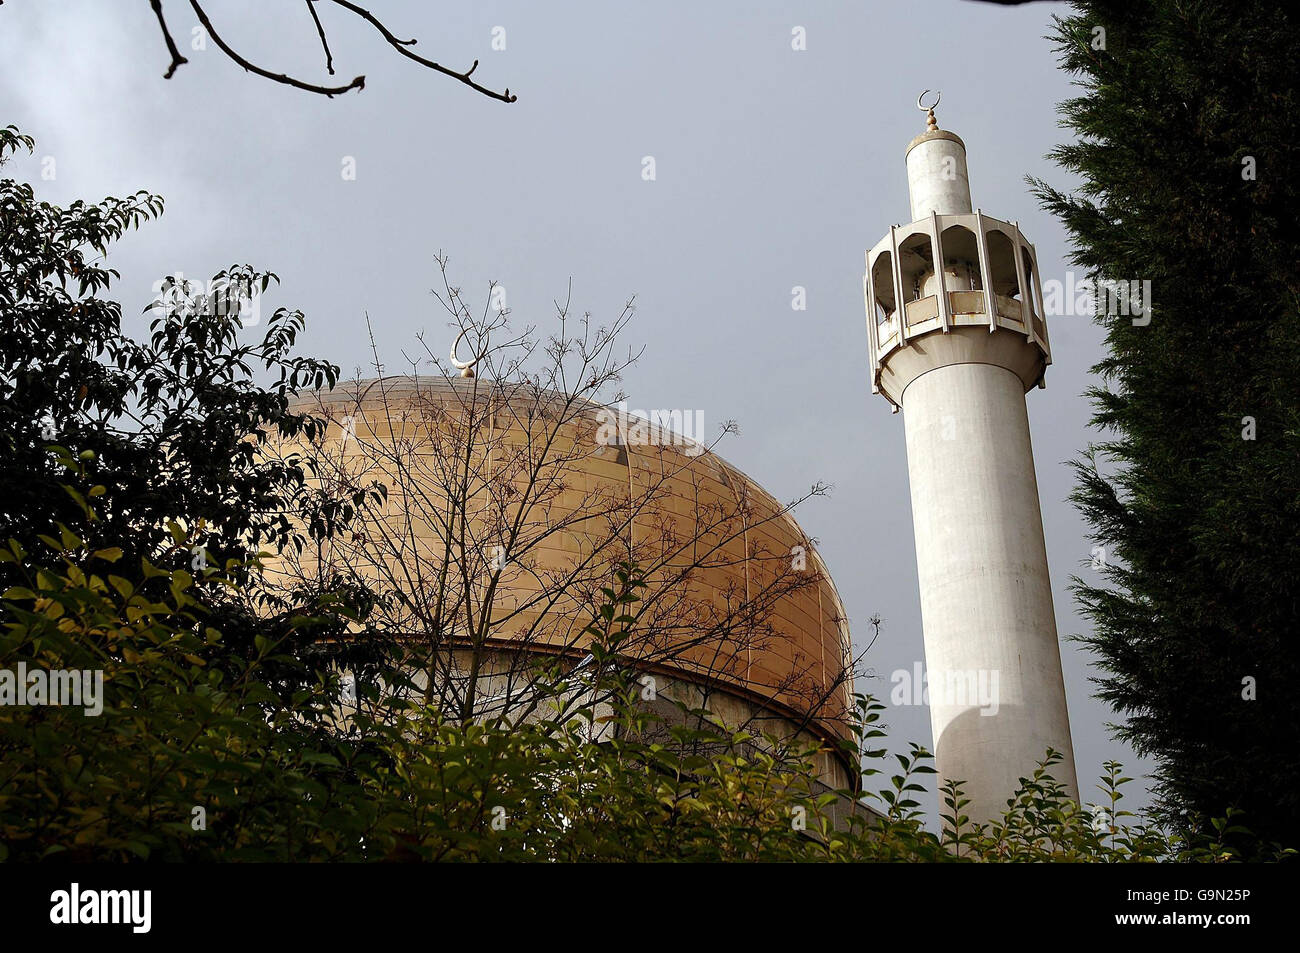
[870, 251, 897, 342]
[1021, 246, 1040, 320]
[986, 229, 1023, 323]
[1022, 245, 1048, 341]
[940, 224, 984, 320]
[898, 232, 938, 328]
[940, 224, 981, 290]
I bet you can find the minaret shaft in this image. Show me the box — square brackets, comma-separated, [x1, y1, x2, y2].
[903, 362, 1078, 818]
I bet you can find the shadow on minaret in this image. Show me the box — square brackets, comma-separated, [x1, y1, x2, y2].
[937, 703, 1078, 822]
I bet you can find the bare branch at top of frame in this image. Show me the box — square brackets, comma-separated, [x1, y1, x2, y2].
[326, 0, 516, 103]
[146, 0, 516, 102]
[149, 0, 188, 79]
[189, 0, 364, 97]
[305, 0, 335, 75]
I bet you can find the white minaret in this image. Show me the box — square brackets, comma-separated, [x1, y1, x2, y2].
[864, 94, 1079, 823]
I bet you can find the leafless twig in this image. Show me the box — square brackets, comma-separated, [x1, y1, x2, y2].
[189, 0, 364, 96]
[149, 0, 188, 79]
[145, 0, 516, 102]
[305, 0, 335, 75]
[328, 0, 516, 103]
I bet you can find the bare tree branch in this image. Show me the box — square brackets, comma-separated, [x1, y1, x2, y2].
[327, 0, 516, 103]
[305, 0, 335, 75]
[189, 0, 364, 97]
[144, 1, 516, 102]
[149, 0, 188, 79]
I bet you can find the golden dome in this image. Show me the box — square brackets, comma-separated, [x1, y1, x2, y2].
[266, 375, 854, 756]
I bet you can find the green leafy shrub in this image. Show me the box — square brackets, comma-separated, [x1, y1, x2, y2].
[2, 509, 1288, 862]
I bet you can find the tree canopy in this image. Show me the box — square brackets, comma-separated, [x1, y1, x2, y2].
[1033, 0, 1300, 853]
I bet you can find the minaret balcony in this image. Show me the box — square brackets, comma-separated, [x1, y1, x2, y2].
[864, 211, 1051, 408]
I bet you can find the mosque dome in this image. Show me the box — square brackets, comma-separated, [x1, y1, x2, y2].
[267, 375, 855, 786]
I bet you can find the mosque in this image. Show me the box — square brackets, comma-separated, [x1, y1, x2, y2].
[270, 97, 1078, 823]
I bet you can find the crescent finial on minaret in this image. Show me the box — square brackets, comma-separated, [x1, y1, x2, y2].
[917, 89, 941, 132]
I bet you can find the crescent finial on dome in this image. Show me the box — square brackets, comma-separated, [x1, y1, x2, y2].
[450, 327, 487, 378]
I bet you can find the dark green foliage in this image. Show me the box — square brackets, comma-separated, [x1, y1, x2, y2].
[1032, 1, 1300, 852]
[3, 521, 1278, 861]
[0, 124, 382, 591]
[0, 123, 386, 696]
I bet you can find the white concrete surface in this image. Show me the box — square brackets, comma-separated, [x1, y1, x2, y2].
[906, 132, 973, 219]
[901, 361, 1079, 821]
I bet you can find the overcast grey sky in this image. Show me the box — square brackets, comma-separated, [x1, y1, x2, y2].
[0, 0, 1154, 822]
